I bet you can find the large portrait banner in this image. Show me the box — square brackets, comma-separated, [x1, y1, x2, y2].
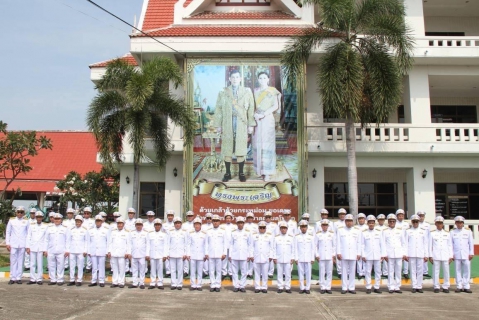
[188, 60, 301, 221]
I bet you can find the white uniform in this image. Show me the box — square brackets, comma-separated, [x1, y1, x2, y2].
[168, 228, 188, 288]
[205, 227, 227, 289]
[182, 221, 195, 274]
[6, 217, 29, 281]
[229, 228, 251, 289]
[26, 222, 48, 282]
[250, 232, 273, 290]
[123, 218, 136, 273]
[266, 222, 279, 276]
[294, 232, 315, 291]
[419, 221, 431, 275]
[163, 221, 175, 275]
[429, 229, 453, 290]
[130, 230, 149, 286]
[147, 230, 168, 287]
[405, 227, 429, 289]
[285, 219, 298, 236]
[87, 225, 109, 284]
[315, 230, 336, 291]
[376, 224, 389, 276]
[222, 222, 237, 276]
[315, 220, 333, 233]
[82, 218, 95, 271]
[451, 227, 474, 290]
[108, 229, 131, 286]
[273, 233, 294, 290]
[62, 218, 76, 269]
[383, 227, 406, 291]
[187, 230, 207, 288]
[66, 226, 88, 283]
[333, 220, 346, 275]
[361, 227, 386, 290]
[336, 226, 362, 291]
[201, 222, 214, 275]
[24, 217, 36, 269]
[143, 220, 155, 233]
[355, 223, 368, 277]
[244, 222, 258, 276]
[45, 224, 68, 283]
[396, 220, 410, 276]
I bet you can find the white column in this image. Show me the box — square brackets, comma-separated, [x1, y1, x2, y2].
[308, 158, 324, 222]
[119, 165, 135, 218]
[406, 164, 435, 224]
[404, 0, 425, 37]
[404, 67, 431, 125]
[165, 155, 184, 217]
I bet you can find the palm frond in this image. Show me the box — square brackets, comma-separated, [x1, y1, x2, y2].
[148, 110, 170, 168]
[96, 59, 135, 92]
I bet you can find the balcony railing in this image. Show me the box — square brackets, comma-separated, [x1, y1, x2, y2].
[424, 37, 479, 48]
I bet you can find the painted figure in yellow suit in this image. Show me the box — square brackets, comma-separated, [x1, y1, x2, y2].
[214, 69, 256, 182]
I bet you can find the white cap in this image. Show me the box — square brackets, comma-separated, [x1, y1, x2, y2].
[366, 215, 376, 221]
[205, 212, 213, 218]
[435, 216, 445, 222]
[75, 215, 83, 221]
[283, 209, 291, 215]
[116, 217, 125, 223]
[278, 221, 288, 228]
[320, 219, 330, 225]
[264, 211, 272, 217]
[224, 211, 233, 218]
[127, 208, 136, 214]
[410, 214, 420, 221]
[16, 206, 25, 212]
[135, 218, 144, 224]
[35, 211, 44, 217]
[173, 217, 182, 223]
[454, 216, 465, 222]
[113, 212, 121, 217]
[94, 214, 103, 221]
[186, 210, 194, 216]
[302, 213, 310, 219]
[99, 211, 107, 217]
[298, 220, 309, 226]
[153, 218, 162, 225]
[236, 216, 245, 223]
[345, 214, 354, 220]
[83, 207, 92, 213]
[212, 214, 220, 221]
[246, 211, 254, 218]
[146, 211, 155, 216]
[357, 213, 366, 219]
[258, 221, 267, 227]
[166, 210, 175, 216]
[338, 208, 347, 214]
[320, 209, 329, 215]
[387, 213, 397, 220]
[193, 217, 202, 224]
[417, 211, 426, 216]
[54, 213, 63, 219]
[49, 212, 55, 217]
[396, 209, 405, 215]
[30, 208, 37, 213]
[377, 214, 386, 219]
[66, 208, 75, 213]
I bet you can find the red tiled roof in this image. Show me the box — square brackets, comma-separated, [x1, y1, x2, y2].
[89, 54, 138, 68]
[142, 0, 177, 30]
[187, 11, 298, 20]
[184, 0, 193, 8]
[0, 132, 101, 193]
[134, 25, 306, 37]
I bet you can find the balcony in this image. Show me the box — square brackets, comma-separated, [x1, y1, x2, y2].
[307, 123, 479, 154]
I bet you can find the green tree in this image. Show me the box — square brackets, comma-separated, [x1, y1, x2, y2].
[55, 167, 120, 214]
[0, 121, 53, 223]
[87, 57, 196, 215]
[281, 0, 414, 216]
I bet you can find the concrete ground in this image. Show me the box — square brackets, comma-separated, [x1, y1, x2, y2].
[0, 279, 477, 320]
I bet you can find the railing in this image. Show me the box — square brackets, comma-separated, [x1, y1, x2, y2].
[424, 37, 479, 48]
[308, 123, 479, 143]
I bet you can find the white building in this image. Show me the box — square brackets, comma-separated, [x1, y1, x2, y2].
[90, 0, 479, 225]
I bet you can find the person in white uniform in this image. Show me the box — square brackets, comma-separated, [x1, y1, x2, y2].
[244, 211, 258, 278]
[273, 221, 294, 294]
[405, 214, 429, 293]
[334, 208, 347, 276]
[66, 215, 88, 286]
[182, 211, 195, 277]
[315, 219, 335, 294]
[376, 214, 388, 277]
[82, 207, 95, 273]
[264, 211, 278, 278]
[187, 217, 207, 291]
[295, 220, 315, 294]
[451, 215, 474, 293]
[229, 216, 251, 292]
[250, 221, 273, 293]
[26, 210, 48, 285]
[62, 208, 76, 270]
[205, 214, 227, 292]
[222, 211, 237, 279]
[124, 208, 137, 275]
[282, 209, 297, 236]
[201, 212, 214, 277]
[87, 215, 109, 287]
[6, 206, 29, 285]
[395, 209, 410, 280]
[146, 218, 168, 290]
[417, 211, 431, 278]
[429, 216, 453, 293]
[168, 217, 188, 290]
[361, 215, 386, 294]
[163, 210, 176, 278]
[24, 207, 38, 271]
[129, 218, 149, 289]
[45, 213, 68, 285]
[336, 214, 361, 294]
[315, 209, 333, 233]
[108, 217, 131, 288]
[355, 213, 368, 279]
[383, 213, 407, 294]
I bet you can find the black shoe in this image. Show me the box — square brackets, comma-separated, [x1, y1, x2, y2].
[215, 288, 220, 292]
[164, 273, 171, 278]
[239, 173, 246, 182]
[341, 290, 347, 294]
[16, 280, 22, 285]
[434, 288, 440, 293]
[221, 275, 226, 281]
[403, 274, 409, 280]
[239, 288, 245, 293]
[411, 289, 417, 293]
[395, 290, 402, 294]
[128, 285, 138, 289]
[222, 173, 231, 182]
[88, 283, 97, 287]
[210, 288, 215, 292]
[99, 283, 105, 288]
[27, 281, 36, 285]
[373, 289, 381, 294]
[286, 289, 292, 294]
[76, 282, 82, 286]
[67, 282, 75, 286]
[140, 285, 145, 289]
[465, 289, 472, 294]
[111, 284, 119, 288]
[381, 275, 388, 279]
[8, 280, 14, 285]
[320, 290, 325, 294]
[233, 288, 239, 292]
[305, 290, 311, 294]
[158, 286, 164, 290]
[443, 289, 449, 293]
[184, 273, 189, 278]
[48, 282, 57, 286]
[326, 290, 332, 294]
[85, 269, 92, 273]
[197, 288, 203, 291]
[177, 287, 182, 290]
[37, 282, 43, 285]
[277, 289, 283, 294]
[417, 289, 423, 293]
[366, 289, 371, 294]
[57, 282, 64, 286]
[455, 288, 462, 293]
[262, 289, 267, 293]
[299, 290, 304, 294]
[423, 274, 431, 278]
[255, 289, 260, 293]
[119, 285, 124, 288]
[247, 275, 252, 280]
[389, 290, 394, 294]
[268, 274, 273, 279]
[349, 290, 356, 294]
[171, 286, 176, 290]
[190, 287, 196, 291]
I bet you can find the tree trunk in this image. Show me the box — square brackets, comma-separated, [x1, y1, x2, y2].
[345, 116, 358, 218]
[132, 162, 140, 218]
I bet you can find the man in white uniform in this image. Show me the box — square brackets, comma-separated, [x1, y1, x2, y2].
[87, 215, 109, 287]
[82, 207, 95, 273]
[26, 211, 48, 285]
[383, 213, 407, 293]
[229, 216, 251, 292]
[417, 211, 431, 278]
[429, 216, 453, 293]
[168, 217, 188, 290]
[124, 208, 137, 275]
[222, 211, 237, 279]
[395, 209, 410, 279]
[146, 218, 168, 289]
[315, 219, 335, 294]
[163, 210, 176, 278]
[336, 214, 361, 294]
[108, 217, 131, 288]
[250, 221, 273, 293]
[274, 221, 294, 294]
[295, 220, 315, 294]
[6, 206, 29, 285]
[45, 213, 68, 285]
[244, 211, 258, 278]
[376, 214, 388, 277]
[333, 208, 347, 276]
[187, 217, 207, 291]
[129, 218, 149, 289]
[205, 214, 227, 292]
[451, 215, 474, 293]
[361, 215, 385, 294]
[201, 212, 214, 277]
[24, 207, 38, 271]
[66, 215, 88, 286]
[264, 211, 278, 278]
[355, 213, 368, 279]
[405, 214, 429, 293]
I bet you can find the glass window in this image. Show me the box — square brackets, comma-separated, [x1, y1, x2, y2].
[435, 183, 479, 219]
[139, 182, 165, 219]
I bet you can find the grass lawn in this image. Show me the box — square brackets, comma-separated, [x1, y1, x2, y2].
[0, 255, 9, 268]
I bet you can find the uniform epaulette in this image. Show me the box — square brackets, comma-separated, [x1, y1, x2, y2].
[42, 222, 48, 225]
[362, 229, 368, 232]
[465, 227, 470, 230]
[125, 230, 130, 232]
[375, 227, 381, 231]
[396, 226, 402, 230]
[9, 217, 15, 220]
[354, 226, 359, 229]
[329, 230, 334, 233]
[148, 231, 154, 233]
[232, 229, 238, 232]
[266, 232, 271, 235]
[337, 225, 344, 229]
[201, 230, 206, 234]
[82, 226, 87, 230]
[316, 231, 322, 234]
[189, 230, 195, 233]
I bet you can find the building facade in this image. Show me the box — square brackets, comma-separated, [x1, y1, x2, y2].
[90, 0, 479, 224]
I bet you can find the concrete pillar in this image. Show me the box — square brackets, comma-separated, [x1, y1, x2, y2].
[404, 0, 425, 37]
[119, 166, 134, 219]
[308, 158, 325, 222]
[404, 67, 431, 125]
[406, 162, 435, 223]
[165, 155, 184, 218]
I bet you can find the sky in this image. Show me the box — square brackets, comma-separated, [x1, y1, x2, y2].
[0, 0, 144, 131]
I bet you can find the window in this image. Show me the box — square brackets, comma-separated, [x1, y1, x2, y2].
[425, 32, 465, 37]
[435, 183, 479, 220]
[325, 183, 397, 217]
[139, 182, 165, 218]
[398, 105, 477, 123]
[216, 0, 270, 5]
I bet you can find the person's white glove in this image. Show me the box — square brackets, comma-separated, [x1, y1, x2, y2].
[248, 127, 254, 134]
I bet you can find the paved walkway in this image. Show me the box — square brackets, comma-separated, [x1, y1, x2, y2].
[0, 279, 477, 320]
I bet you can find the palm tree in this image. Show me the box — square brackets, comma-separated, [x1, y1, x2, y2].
[281, 0, 414, 216]
[87, 57, 196, 215]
